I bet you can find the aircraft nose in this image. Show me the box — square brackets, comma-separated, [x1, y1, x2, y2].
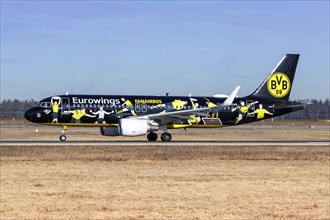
[24, 108, 35, 122]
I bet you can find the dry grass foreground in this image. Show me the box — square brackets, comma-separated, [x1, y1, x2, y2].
[1, 145, 329, 219]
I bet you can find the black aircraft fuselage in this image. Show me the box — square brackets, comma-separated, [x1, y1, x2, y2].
[24, 54, 306, 141]
[25, 95, 302, 126]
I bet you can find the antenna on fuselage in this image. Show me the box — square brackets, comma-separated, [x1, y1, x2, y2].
[65, 91, 69, 95]
[164, 92, 169, 96]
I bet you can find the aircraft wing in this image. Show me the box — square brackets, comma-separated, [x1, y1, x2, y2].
[132, 86, 240, 122]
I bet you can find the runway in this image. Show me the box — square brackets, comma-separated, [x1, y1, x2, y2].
[1, 140, 329, 146]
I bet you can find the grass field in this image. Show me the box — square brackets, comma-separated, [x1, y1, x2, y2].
[1, 119, 329, 219]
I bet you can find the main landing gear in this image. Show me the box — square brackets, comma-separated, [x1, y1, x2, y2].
[147, 132, 172, 142]
[161, 133, 172, 142]
[59, 126, 67, 142]
[147, 132, 158, 141]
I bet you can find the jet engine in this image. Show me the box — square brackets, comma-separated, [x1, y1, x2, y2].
[118, 119, 159, 136]
[100, 127, 120, 136]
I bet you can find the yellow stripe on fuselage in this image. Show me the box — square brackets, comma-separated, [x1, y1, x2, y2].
[167, 124, 224, 129]
[191, 124, 224, 128]
[166, 124, 191, 129]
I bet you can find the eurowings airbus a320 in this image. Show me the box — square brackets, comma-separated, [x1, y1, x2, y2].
[25, 54, 306, 141]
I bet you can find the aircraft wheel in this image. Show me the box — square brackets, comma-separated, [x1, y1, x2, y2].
[147, 132, 158, 141]
[59, 135, 67, 142]
[161, 133, 172, 142]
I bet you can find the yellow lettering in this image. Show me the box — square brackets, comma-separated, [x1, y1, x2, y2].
[135, 99, 162, 104]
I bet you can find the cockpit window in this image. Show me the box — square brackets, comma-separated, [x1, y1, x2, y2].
[39, 102, 51, 108]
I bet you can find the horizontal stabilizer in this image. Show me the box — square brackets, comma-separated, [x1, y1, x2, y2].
[274, 101, 310, 110]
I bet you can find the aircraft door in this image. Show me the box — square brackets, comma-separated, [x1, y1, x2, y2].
[246, 100, 255, 117]
[61, 97, 70, 112]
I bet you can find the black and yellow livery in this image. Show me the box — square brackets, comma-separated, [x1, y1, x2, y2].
[25, 54, 306, 141]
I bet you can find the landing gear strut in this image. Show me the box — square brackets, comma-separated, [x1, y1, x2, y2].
[159, 125, 172, 142]
[161, 133, 172, 142]
[147, 132, 158, 141]
[59, 126, 67, 142]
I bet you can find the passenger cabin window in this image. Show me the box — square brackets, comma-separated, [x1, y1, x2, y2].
[141, 104, 147, 112]
[135, 104, 140, 112]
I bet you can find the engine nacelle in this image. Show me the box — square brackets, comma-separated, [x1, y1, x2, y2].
[100, 127, 120, 136]
[118, 119, 159, 136]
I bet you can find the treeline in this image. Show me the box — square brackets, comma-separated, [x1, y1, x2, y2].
[0, 98, 329, 119]
[0, 99, 36, 118]
[282, 99, 330, 120]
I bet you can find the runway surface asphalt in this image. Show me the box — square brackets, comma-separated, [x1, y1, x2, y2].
[1, 140, 329, 146]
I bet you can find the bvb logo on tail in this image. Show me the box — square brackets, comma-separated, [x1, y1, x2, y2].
[267, 72, 291, 98]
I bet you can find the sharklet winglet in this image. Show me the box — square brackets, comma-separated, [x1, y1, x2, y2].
[223, 86, 240, 106]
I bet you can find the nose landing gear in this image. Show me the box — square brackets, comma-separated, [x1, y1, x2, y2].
[59, 134, 66, 141]
[59, 126, 67, 142]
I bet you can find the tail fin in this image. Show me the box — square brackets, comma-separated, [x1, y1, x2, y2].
[247, 54, 299, 100]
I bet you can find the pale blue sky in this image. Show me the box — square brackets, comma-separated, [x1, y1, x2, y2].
[1, 1, 329, 100]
